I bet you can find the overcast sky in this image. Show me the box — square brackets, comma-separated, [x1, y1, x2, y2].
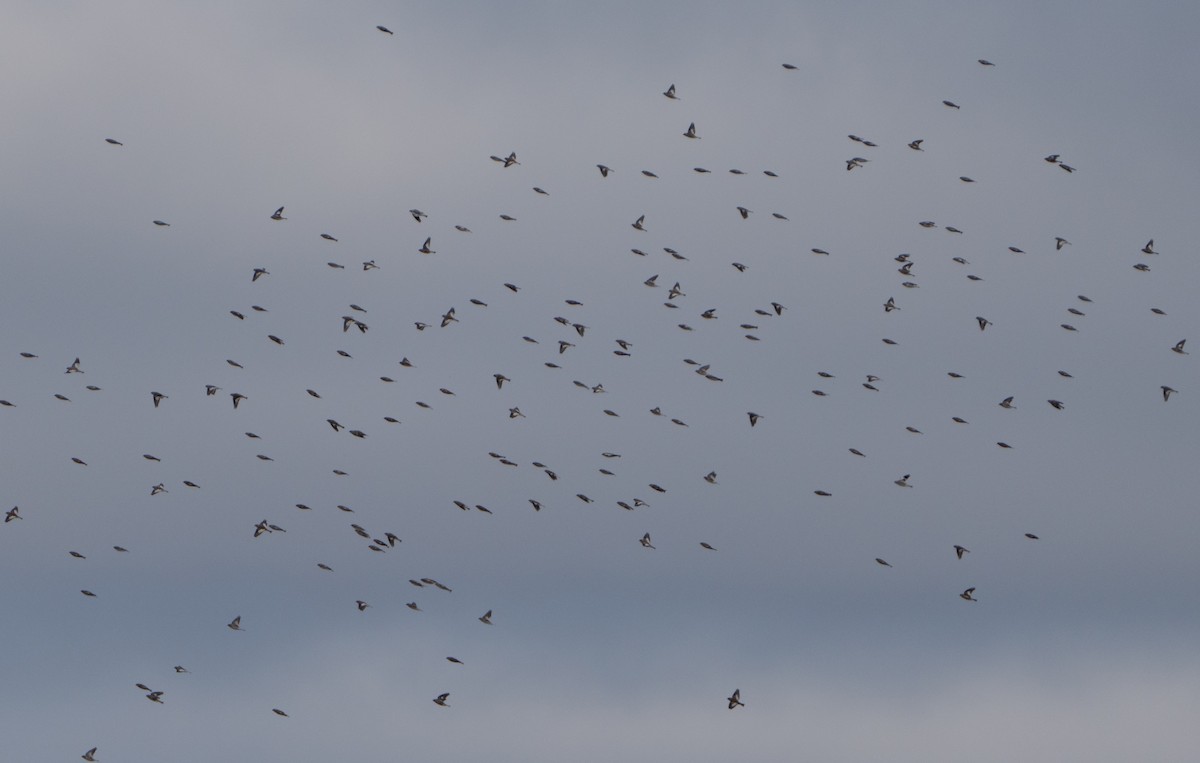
[2, 2, 1198, 761]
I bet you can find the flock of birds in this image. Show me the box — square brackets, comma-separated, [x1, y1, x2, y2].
[3, 24, 1193, 761]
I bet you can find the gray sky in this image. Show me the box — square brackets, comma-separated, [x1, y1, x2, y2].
[2, 2, 1198, 761]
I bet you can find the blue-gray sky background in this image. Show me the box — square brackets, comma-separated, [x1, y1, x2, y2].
[1, 2, 1198, 761]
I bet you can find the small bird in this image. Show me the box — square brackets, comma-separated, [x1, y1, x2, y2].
[479, 610, 493, 625]
[683, 122, 700, 139]
[727, 689, 744, 709]
[597, 164, 612, 177]
[151, 391, 168, 408]
[1162, 386, 1176, 401]
[700, 542, 716, 551]
[356, 600, 370, 611]
[978, 59, 995, 66]
[632, 215, 646, 231]
[960, 587, 977, 602]
[433, 693, 450, 707]
[270, 207, 286, 220]
[272, 708, 289, 717]
[146, 691, 165, 703]
[418, 237, 435, 254]
[748, 412, 761, 427]
[231, 393, 247, 409]
[736, 206, 751, 219]
[640, 533, 655, 549]
[1055, 237, 1071, 250]
[1044, 154, 1061, 163]
[1171, 340, 1187, 355]
[999, 396, 1015, 409]
[82, 747, 98, 761]
[252, 268, 269, 282]
[663, 83, 679, 99]
[227, 616, 244, 631]
[1142, 239, 1157, 254]
[153, 220, 170, 227]
[1048, 400, 1065, 410]
[320, 233, 338, 242]
[65, 357, 83, 374]
[894, 474, 912, 488]
[174, 665, 190, 673]
[908, 139, 924, 151]
[150, 483, 167, 496]
[976, 317, 992, 331]
[875, 558, 892, 567]
[5, 506, 21, 522]
[954, 545, 969, 559]
[943, 100, 960, 109]
[105, 138, 123, 145]
[376, 25, 393, 34]
[1025, 533, 1040, 540]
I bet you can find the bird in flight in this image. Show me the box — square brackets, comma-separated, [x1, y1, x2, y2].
[663, 84, 679, 99]
[227, 616, 244, 631]
[683, 122, 699, 139]
[960, 588, 977, 602]
[270, 207, 286, 220]
[954, 545, 969, 559]
[727, 689, 744, 709]
[640, 533, 655, 549]
[433, 693, 450, 707]
[479, 609, 493, 625]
